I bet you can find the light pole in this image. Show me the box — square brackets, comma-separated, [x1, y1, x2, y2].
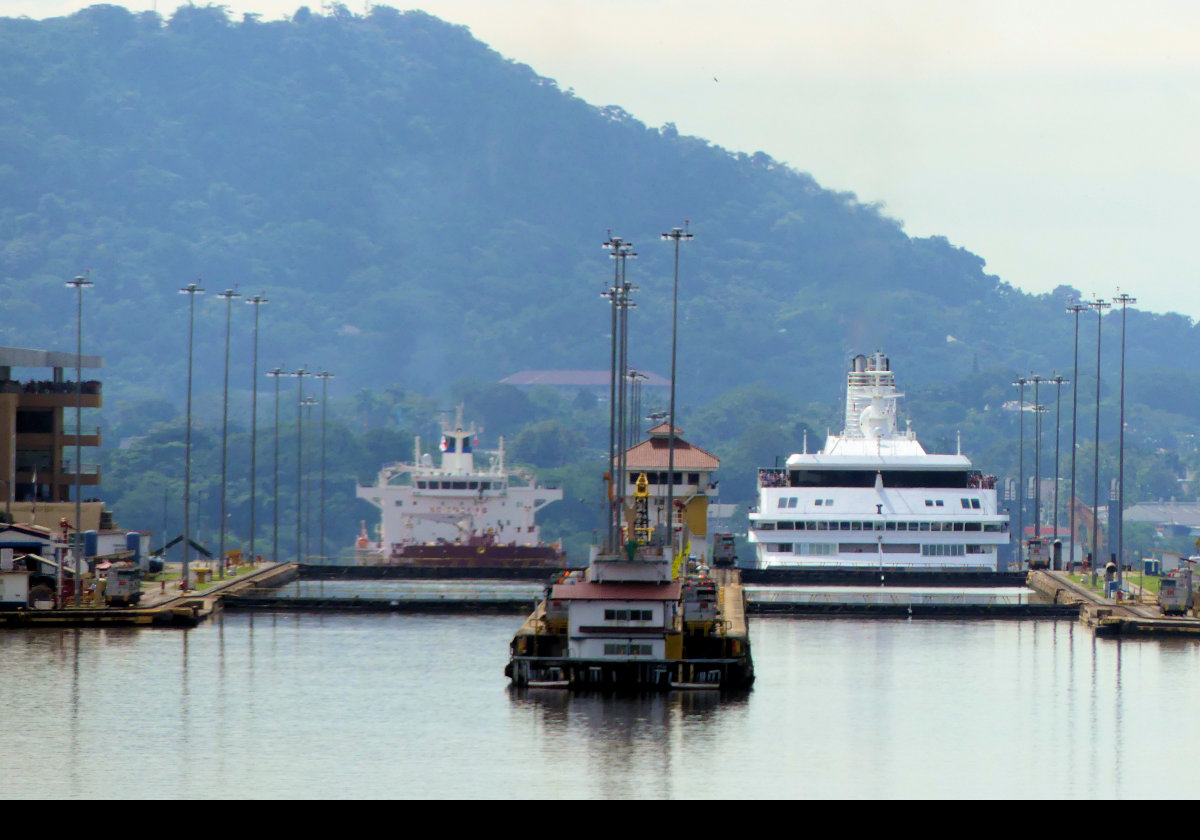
[602, 235, 622, 552]
[315, 371, 334, 563]
[616, 246, 636, 546]
[1088, 297, 1111, 585]
[1051, 373, 1069, 569]
[602, 235, 635, 549]
[246, 294, 268, 566]
[179, 280, 205, 591]
[1114, 292, 1136, 587]
[66, 274, 92, 605]
[1012, 375, 1027, 564]
[291, 367, 311, 563]
[216, 288, 240, 580]
[301, 396, 317, 562]
[1029, 374, 1047, 539]
[1066, 299, 1087, 571]
[266, 366, 286, 564]
[661, 222, 692, 554]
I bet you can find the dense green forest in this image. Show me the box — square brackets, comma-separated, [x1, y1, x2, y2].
[2, 4, 1198, 562]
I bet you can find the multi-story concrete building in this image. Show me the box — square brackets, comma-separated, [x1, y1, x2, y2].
[0, 346, 105, 531]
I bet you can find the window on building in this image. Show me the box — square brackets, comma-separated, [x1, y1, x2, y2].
[604, 609, 653, 621]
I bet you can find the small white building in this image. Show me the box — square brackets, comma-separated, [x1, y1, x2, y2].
[551, 580, 682, 659]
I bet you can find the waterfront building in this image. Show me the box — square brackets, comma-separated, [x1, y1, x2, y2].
[0, 346, 105, 531]
[621, 423, 720, 561]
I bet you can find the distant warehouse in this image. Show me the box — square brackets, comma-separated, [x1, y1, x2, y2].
[500, 369, 669, 399]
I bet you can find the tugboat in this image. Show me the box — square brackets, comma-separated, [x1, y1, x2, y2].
[506, 473, 753, 691]
[354, 408, 567, 569]
[505, 237, 751, 691]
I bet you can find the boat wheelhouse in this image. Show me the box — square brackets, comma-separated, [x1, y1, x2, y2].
[749, 351, 1009, 571]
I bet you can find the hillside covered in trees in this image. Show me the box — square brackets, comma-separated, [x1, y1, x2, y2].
[2, 4, 1199, 560]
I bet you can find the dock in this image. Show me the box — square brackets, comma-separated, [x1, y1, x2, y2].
[0, 563, 297, 629]
[1028, 570, 1200, 637]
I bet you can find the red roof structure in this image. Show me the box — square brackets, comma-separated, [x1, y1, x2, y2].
[550, 581, 682, 601]
[624, 424, 720, 471]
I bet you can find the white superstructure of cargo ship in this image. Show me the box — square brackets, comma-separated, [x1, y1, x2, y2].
[748, 351, 1009, 571]
[354, 409, 564, 566]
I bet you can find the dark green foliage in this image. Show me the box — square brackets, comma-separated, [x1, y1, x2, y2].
[4, 5, 1198, 559]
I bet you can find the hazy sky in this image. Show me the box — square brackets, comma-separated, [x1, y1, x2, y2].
[6, 0, 1200, 318]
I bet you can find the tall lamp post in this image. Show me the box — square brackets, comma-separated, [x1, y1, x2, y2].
[1030, 374, 1046, 539]
[66, 274, 93, 605]
[602, 235, 635, 549]
[1114, 292, 1136, 587]
[1012, 376, 1028, 564]
[1051, 373, 1069, 569]
[216, 288, 240, 580]
[1088, 297, 1111, 585]
[1066, 299, 1087, 571]
[179, 280, 205, 591]
[245, 294, 268, 566]
[315, 371, 334, 563]
[291, 367, 311, 563]
[661, 222, 692, 554]
[266, 366, 286, 564]
[301, 396, 317, 562]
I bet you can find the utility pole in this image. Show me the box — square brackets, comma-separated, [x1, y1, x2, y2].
[661, 222, 692, 554]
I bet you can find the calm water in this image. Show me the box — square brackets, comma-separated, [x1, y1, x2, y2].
[3, 612, 1200, 798]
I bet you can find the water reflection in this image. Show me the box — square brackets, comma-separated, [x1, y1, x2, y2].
[4, 615, 1200, 798]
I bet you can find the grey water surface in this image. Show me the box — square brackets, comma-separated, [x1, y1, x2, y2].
[3, 612, 1198, 798]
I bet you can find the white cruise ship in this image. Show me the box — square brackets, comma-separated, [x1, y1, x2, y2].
[749, 351, 1009, 571]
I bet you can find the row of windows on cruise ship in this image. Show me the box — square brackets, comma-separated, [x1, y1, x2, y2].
[777, 496, 982, 509]
[758, 520, 1007, 532]
[415, 480, 496, 490]
[626, 472, 701, 485]
[767, 543, 991, 555]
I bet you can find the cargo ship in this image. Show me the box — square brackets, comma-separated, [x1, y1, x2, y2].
[354, 409, 567, 568]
